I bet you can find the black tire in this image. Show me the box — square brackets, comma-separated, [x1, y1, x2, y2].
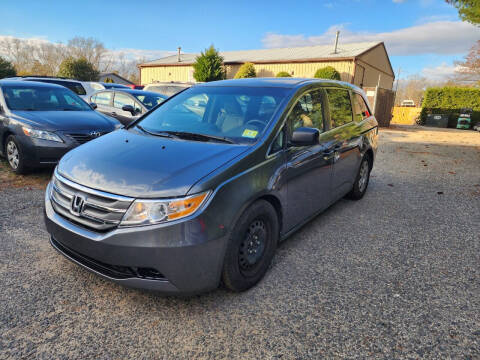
[346, 155, 371, 200]
[222, 200, 279, 292]
[5, 135, 29, 174]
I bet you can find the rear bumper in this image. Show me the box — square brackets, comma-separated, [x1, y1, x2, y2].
[44, 183, 228, 295]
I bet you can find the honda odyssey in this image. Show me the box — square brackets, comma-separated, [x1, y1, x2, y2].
[44, 78, 378, 295]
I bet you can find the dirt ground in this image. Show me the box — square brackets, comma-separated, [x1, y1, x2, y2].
[1, 125, 480, 359]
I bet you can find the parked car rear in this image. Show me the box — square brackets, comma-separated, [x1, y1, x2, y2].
[144, 82, 193, 96]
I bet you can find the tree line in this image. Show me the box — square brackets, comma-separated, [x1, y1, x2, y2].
[0, 36, 141, 82]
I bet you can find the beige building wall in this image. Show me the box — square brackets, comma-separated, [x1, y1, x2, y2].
[140, 61, 356, 85]
[140, 66, 194, 85]
[247, 61, 354, 81]
[354, 60, 394, 89]
[358, 44, 394, 76]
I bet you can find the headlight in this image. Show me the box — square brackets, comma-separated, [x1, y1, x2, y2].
[22, 127, 63, 143]
[120, 191, 210, 226]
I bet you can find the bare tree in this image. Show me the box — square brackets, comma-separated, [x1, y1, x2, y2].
[454, 40, 480, 83]
[67, 37, 107, 71]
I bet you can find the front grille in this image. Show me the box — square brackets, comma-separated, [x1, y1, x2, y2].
[67, 132, 105, 145]
[50, 171, 133, 232]
[51, 237, 166, 280]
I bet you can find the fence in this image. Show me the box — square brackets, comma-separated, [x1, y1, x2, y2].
[364, 87, 395, 127]
[391, 107, 422, 125]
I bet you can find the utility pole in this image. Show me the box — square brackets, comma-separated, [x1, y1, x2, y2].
[393, 67, 402, 106]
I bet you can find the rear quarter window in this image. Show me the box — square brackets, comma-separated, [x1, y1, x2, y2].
[326, 88, 353, 128]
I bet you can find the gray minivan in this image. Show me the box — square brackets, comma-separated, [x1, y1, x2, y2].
[44, 78, 378, 295]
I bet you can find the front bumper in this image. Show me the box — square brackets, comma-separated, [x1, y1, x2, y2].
[19, 136, 75, 166]
[44, 183, 228, 294]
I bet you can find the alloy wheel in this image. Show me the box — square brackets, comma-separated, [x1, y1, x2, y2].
[358, 160, 369, 193]
[6, 140, 19, 170]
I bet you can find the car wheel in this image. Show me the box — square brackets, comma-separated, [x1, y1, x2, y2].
[347, 155, 371, 200]
[222, 200, 279, 292]
[5, 135, 28, 174]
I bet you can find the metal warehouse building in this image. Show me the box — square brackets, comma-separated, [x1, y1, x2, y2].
[139, 41, 395, 90]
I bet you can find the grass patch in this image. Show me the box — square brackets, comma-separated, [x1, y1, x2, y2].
[0, 158, 51, 190]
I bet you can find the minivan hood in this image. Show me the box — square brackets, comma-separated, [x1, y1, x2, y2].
[57, 129, 249, 198]
[11, 110, 117, 131]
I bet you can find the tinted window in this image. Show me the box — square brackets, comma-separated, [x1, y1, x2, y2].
[30, 79, 87, 96]
[95, 91, 112, 106]
[326, 88, 353, 127]
[287, 89, 325, 133]
[3, 85, 91, 111]
[133, 93, 166, 110]
[137, 86, 288, 145]
[353, 93, 371, 122]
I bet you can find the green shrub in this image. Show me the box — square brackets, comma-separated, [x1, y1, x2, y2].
[314, 66, 341, 80]
[420, 87, 480, 126]
[57, 57, 99, 81]
[193, 45, 225, 82]
[0, 56, 16, 79]
[234, 62, 256, 79]
[276, 71, 291, 77]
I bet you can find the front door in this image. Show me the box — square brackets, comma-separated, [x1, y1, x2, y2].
[284, 88, 334, 231]
[113, 92, 141, 126]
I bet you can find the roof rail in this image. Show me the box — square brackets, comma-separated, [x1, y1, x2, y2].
[15, 75, 75, 80]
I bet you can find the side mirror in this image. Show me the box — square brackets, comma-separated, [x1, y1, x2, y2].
[90, 102, 97, 110]
[122, 105, 136, 115]
[291, 127, 319, 146]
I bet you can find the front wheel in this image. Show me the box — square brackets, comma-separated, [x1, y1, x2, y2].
[347, 155, 371, 200]
[222, 200, 279, 292]
[5, 135, 28, 174]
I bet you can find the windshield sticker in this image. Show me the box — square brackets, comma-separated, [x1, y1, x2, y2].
[242, 129, 258, 138]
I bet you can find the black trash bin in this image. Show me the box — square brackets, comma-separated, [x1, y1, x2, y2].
[425, 114, 449, 128]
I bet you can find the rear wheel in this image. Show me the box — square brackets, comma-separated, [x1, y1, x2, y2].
[5, 135, 28, 174]
[222, 200, 279, 292]
[347, 155, 371, 200]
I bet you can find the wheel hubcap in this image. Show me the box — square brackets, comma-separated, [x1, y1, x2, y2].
[6, 141, 19, 169]
[358, 160, 369, 192]
[239, 219, 267, 271]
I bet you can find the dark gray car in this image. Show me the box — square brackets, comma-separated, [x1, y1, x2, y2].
[0, 80, 120, 174]
[44, 78, 378, 295]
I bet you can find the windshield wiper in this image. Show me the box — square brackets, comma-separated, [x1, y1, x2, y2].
[136, 125, 176, 139]
[162, 131, 235, 144]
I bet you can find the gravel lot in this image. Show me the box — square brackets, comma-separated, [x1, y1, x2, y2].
[1, 125, 479, 359]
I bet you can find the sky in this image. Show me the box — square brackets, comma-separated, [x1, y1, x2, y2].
[0, 0, 479, 80]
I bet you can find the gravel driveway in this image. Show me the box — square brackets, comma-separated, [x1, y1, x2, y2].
[1, 126, 479, 359]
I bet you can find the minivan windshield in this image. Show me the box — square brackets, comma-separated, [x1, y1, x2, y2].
[3, 85, 92, 111]
[136, 86, 289, 144]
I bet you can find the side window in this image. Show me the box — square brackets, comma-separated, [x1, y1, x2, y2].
[114, 93, 135, 109]
[326, 88, 353, 128]
[353, 93, 371, 122]
[270, 127, 285, 154]
[287, 89, 325, 135]
[95, 92, 112, 106]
